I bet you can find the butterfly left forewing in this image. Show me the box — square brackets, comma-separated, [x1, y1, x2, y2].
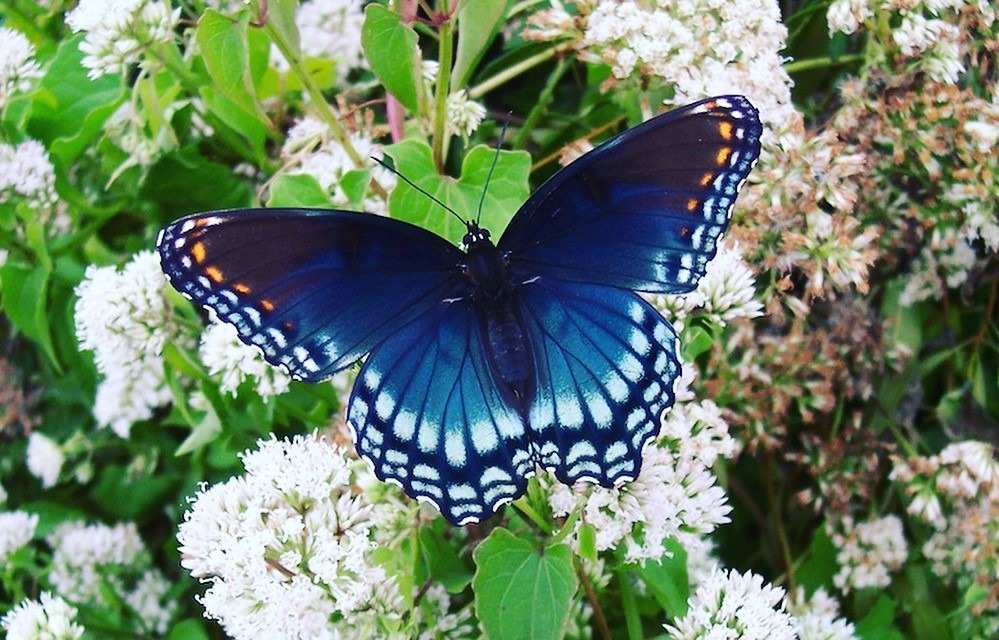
[517, 279, 681, 486]
[157, 208, 465, 381]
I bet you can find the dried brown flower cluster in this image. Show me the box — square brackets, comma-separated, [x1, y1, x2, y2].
[0, 357, 36, 439]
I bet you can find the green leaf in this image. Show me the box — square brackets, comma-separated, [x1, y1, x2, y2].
[578, 523, 597, 563]
[681, 325, 713, 361]
[90, 465, 180, 522]
[473, 528, 577, 640]
[166, 619, 210, 640]
[384, 139, 531, 245]
[196, 11, 270, 127]
[267, 0, 301, 59]
[452, 0, 509, 90]
[417, 525, 473, 593]
[141, 147, 253, 214]
[796, 525, 838, 594]
[20, 500, 89, 538]
[340, 169, 371, 208]
[284, 57, 337, 92]
[630, 538, 689, 618]
[26, 35, 126, 165]
[0, 263, 59, 369]
[856, 595, 905, 640]
[267, 173, 333, 207]
[199, 86, 269, 161]
[175, 391, 223, 456]
[362, 4, 423, 112]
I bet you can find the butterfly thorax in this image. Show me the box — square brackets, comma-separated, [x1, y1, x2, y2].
[462, 224, 511, 306]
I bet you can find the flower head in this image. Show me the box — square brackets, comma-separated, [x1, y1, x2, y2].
[0, 28, 42, 109]
[199, 321, 291, 397]
[828, 515, 908, 593]
[665, 569, 797, 640]
[66, 0, 180, 79]
[1, 592, 84, 640]
[0, 511, 38, 564]
[26, 432, 64, 489]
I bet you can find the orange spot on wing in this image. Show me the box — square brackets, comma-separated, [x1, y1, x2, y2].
[205, 266, 224, 283]
[234, 282, 251, 294]
[686, 198, 699, 212]
[259, 299, 275, 312]
[195, 218, 209, 227]
[699, 172, 713, 187]
[719, 121, 733, 140]
[715, 147, 732, 166]
[191, 242, 206, 264]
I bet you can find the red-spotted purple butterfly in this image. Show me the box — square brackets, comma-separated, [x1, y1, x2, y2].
[157, 96, 762, 525]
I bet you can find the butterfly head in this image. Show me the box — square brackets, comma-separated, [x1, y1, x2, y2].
[462, 220, 492, 250]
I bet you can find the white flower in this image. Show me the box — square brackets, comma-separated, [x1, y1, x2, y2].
[0, 140, 58, 210]
[281, 115, 395, 213]
[66, 0, 180, 79]
[577, 0, 795, 135]
[826, 0, 872, 35]
[1, 592, 84, 640]
[695, 242, 764, 325]
[893, 14, 943, 57]
[0, 511, 38, 563]
[26, 432, 64, 489]
[47, 521, 148, 604]
[549, 444, 731, 563]
[177, 434, 393, 640]
[661, 399, 739, 468]
[0, 28, 42, 109]
[447, 90, 487, 137]
[791, 587, 858, 640]
[199, 321, 291, 397]
[124, 569, 178, 635]
[74, 250, 176, 437]
[294, 0, 367, 82]
[829, 515, 908, 593]
[664, 569, 797, 640]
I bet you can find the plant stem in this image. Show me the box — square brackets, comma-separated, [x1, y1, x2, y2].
[783, 53, 864, 74]
[513, 56, 569, 149]
[265, 22, 387, 199]
[431, 17, 454, 173]
[467, 43, 569, 99]
[579, 560, 612, 640]
[616, 566, 642, 640]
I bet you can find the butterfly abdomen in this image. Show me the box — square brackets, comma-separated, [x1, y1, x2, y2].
[484, 305, 532, 394]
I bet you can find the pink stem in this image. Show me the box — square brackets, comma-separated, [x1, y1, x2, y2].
[387, 96, 405, 142]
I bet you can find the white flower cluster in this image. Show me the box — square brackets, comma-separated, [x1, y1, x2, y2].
[0, 510, 38, 564]
[0, 27, 42, 109]
[447, 90, 487, 137]
[66, 0, 180, 79]
[26, 432, 65, 489]
[199, 321, 291, 398]
[177, 434, 394, 640]
[281, 115, 394, 213]
[74, 251, 175, 437]
[1, 592, 85, 640]
[46, 520, 178, 634]
[0, 139, 58, 211]
[790, 587, 858, 640]
[828, 515, 908, 593]
[572, 0, 795, 133]
[664, 569, 797, 640]
[655, 242, 763, 327]
[891, 440, 999, 527]
[828, 0, 996, 84]
[295, 0, 367, 82]
[550, 358, 734, 562]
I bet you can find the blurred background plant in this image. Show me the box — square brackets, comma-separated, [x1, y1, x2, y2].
[0, 0, 996, 638]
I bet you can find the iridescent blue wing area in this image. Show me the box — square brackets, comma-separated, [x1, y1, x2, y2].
[157, 208, 465, 382]
[499, 95, 763, 293]
[348, 299, 532, 525]
[518, 279, 681, 485]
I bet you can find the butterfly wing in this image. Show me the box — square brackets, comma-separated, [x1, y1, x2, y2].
[348, 298, 532, 525]
[157, 208, 465, 381]
[499, 95, 763, 293]
[517, 279, 681, 485]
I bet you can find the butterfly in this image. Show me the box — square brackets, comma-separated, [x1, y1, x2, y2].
[157, 95, 762, 525]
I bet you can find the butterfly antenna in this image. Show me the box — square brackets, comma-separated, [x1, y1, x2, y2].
[370, 155, 467, 225]
[476, 118, 511, 225]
